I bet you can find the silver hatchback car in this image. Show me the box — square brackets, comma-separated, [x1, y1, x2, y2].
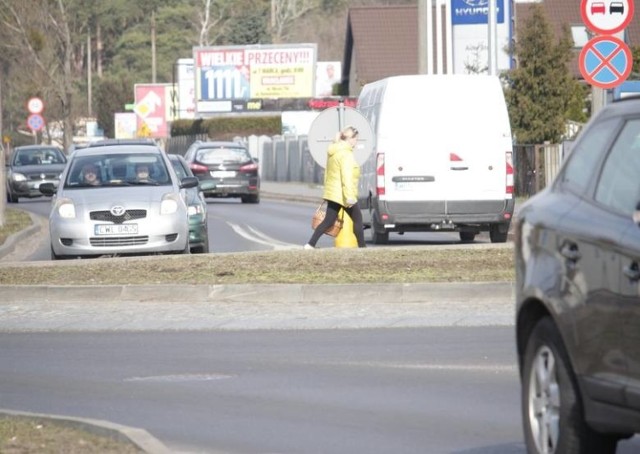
[41, 143, 199, 259]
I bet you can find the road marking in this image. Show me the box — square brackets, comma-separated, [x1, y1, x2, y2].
[226, 222, 299, 250]
[320, 361, 517, 373]
[123, 373, 233, 382]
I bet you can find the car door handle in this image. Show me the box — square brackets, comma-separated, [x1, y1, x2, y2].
[560, 242, 581, 262]
[450, 166, 469, 171]
[624, 262, 640, 281]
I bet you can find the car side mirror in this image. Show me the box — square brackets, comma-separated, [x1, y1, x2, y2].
[40, 183, 56, 196]
[180, 176, 199, 189]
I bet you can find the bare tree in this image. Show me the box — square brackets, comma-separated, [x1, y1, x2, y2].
[0, 0, 75, 149]
[196, 0, 229, 46]
[270, 0, 320, 44]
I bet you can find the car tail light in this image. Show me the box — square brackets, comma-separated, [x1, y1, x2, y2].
[239, 162, 258, 173]
[450, 152, 463, 161]
[190, 163, 209, 174]
[506, 151, 514, 195]
[376, 153, 385, 196]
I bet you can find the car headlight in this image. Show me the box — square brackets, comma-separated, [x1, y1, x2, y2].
[160, 194, 179, 215]
[187, 204, 204, 216]
[55, 198, 76, 219]
[11, 172, 26, 182]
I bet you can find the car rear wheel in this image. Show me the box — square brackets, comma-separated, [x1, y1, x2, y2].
[522, 317, 619, 454]
[241, 194, 260, 204]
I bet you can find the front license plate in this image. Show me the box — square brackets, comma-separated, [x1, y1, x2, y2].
[95, 224, 138, 235]
[211, 171, 235, 178]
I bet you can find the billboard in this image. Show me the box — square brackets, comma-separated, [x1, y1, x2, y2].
[451, 0, 505, 25]
[194, 44, 317, 114]
[134, 84, 175, 138]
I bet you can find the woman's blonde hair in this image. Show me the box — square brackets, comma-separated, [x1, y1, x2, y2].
[336, 125, 359, 142]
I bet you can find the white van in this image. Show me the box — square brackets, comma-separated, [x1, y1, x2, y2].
[356, 74, 515, 244]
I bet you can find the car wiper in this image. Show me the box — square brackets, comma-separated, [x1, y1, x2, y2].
[127, 180, 159, 186]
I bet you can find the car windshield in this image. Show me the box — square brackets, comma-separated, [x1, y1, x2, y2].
[196, 147, 251, 165]
[64, 153, 171, 188]
[13, 147, 66, 166]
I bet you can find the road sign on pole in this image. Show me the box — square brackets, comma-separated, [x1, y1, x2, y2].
[579, 35, 632, 89]
[307, 104, 374, 169]
[27, 113, 45, 132]
[581, 0, 633, 35]
[27, 97, 44, 114]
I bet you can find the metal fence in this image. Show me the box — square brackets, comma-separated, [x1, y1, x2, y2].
[165, 134, 566, 198]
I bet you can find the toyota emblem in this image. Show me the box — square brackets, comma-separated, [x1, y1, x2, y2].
[110, 206, 126, 216]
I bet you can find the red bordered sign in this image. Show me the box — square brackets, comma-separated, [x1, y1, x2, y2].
[581, 0, 634, 35]
[579, 35, 632, 89]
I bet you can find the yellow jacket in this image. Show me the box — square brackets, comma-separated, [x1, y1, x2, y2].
[322, 140, 360, 206]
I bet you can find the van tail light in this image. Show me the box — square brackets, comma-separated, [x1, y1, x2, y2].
[239, 162, 258, 173]
[190, 163, 209, 174]
[506, 151, 514, 195]
[376, 153, 385, 196]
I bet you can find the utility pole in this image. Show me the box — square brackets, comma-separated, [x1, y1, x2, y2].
[87, 31, 92, 116]
[151, 11, 157, 83]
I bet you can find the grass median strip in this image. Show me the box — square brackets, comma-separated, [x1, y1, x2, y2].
[0, 247, 515, 285]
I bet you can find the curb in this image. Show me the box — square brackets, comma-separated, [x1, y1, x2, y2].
[0, 281, 515, 304]
[0, 211, 44, 259]
[0, 408, 171, 454]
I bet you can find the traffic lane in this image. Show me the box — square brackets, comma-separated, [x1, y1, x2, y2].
[5, 198, 494, 261]
[0, 326, 522, 454]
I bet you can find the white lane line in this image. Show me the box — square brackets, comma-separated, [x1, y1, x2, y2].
[226, 222, 299, 250]
[322, 361, 517, 373]
[123, 373, 233, 382]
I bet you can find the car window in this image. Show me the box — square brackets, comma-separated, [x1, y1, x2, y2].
[559, 118, 618, 194]
[171, 159, 188, 179]
[196, 147, 250, 165]
[65, 153, 171, 187]
[594, 118, 640, 216]
[13, 148, 65, 166]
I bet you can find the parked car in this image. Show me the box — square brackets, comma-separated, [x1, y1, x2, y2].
[5, 145, 67, 203]
[41, 143, 199, 259]
[515, 97, 640, 453]
[168, 154, 209, 253]
[183, 140, 260, 203]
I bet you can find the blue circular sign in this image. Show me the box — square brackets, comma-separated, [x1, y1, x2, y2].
[579, 35, 632, 89]
[27, 113, 44, 132]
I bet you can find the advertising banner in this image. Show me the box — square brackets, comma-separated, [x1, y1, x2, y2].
[134, 84, 175, 138]
[452, 0, 505, 25]
[194, 44, 317, 114]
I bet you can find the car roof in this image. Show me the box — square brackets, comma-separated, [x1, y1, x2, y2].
[71, 144, 164, 158]
[87, 139, 159, 148]
[190, 140, 247, 148]
[15, 144, 62, 150]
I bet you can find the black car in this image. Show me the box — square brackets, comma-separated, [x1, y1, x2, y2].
[5, 145, 67, 203]
[515, 97, 640, 453]
[183, 140, 260, 204]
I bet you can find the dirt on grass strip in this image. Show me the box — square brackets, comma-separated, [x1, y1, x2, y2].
[0, 416, 141, 453]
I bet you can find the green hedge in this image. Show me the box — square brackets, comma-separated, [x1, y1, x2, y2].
[171, 116, 282, 139]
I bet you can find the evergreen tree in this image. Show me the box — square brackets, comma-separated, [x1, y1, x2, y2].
[503, 4, 585, 143]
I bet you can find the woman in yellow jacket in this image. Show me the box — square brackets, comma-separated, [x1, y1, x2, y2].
[305, 126, 366, 248]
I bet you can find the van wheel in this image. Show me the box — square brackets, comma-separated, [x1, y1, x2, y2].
[371, 219, 389, 244]
[460, 232, 476, 243]
[490, 223, 508, 243]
